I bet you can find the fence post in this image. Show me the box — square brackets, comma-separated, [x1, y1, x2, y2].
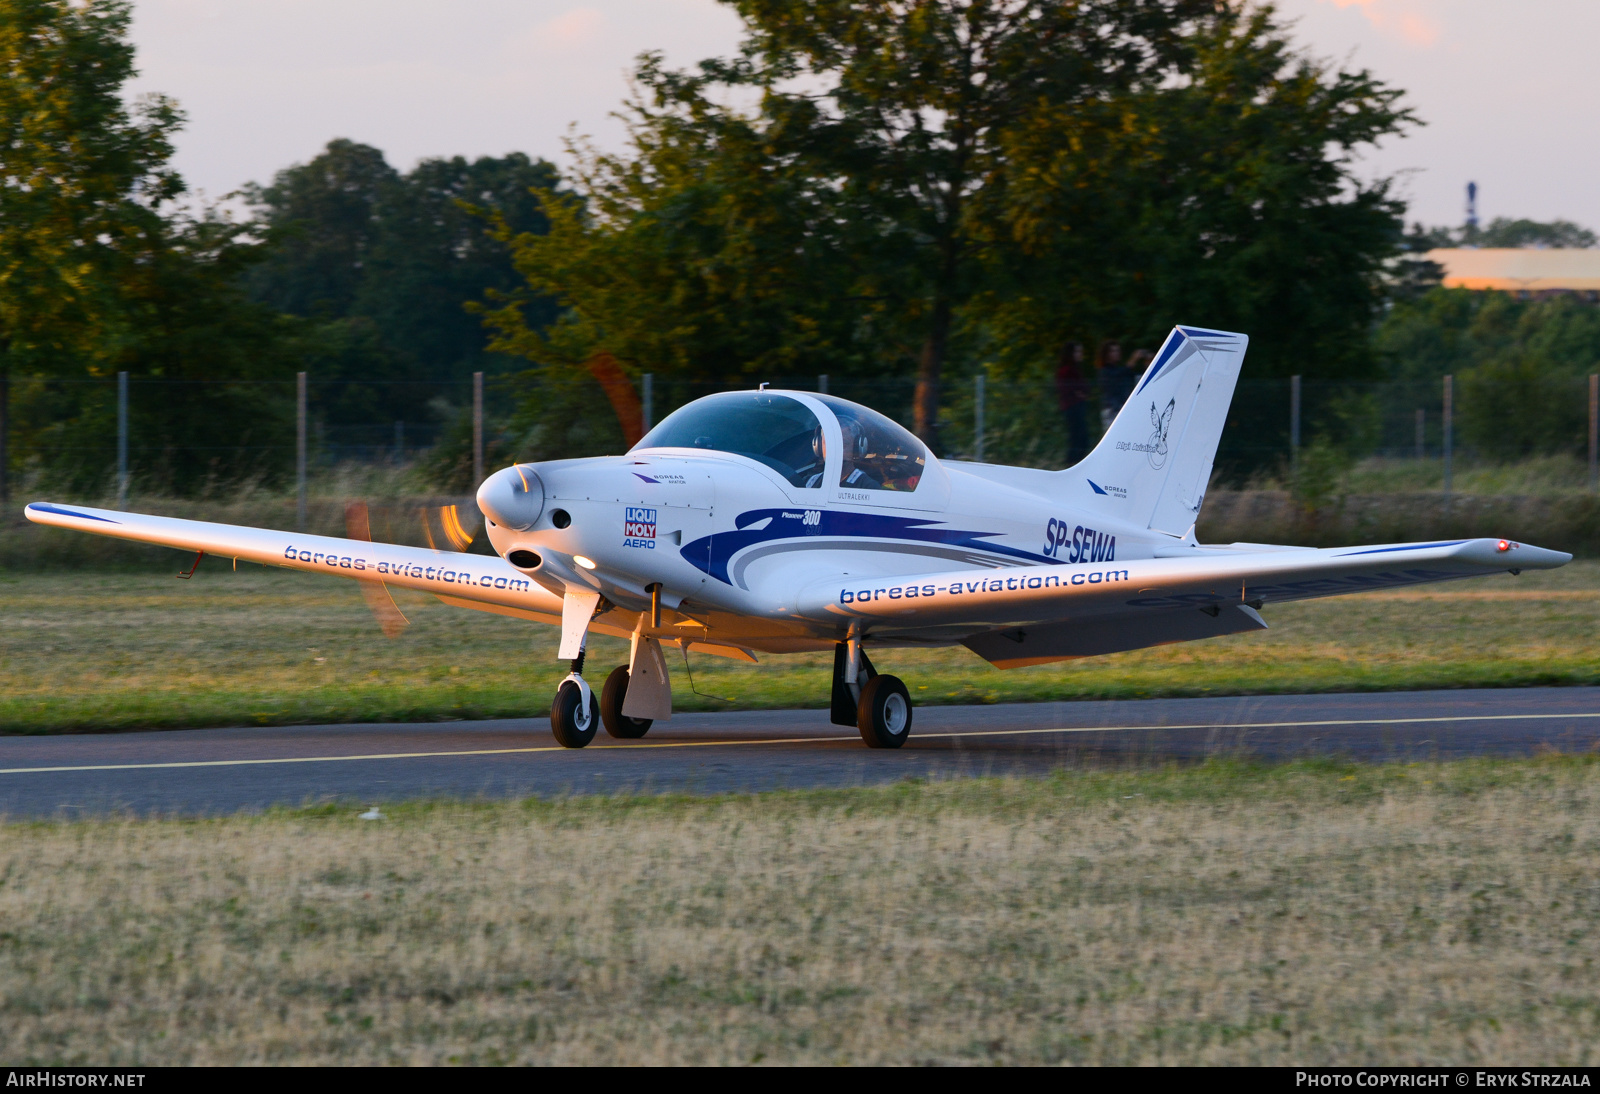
[1590, 373, 1598, 494]
[0, 371, 7, 504]
[642, 372, 654, 432]
[116, 371, 128, 507]
[817, 374, 828, 395]
[1415, 408, 1425, 461]
[472, 370, 484, 487]
[1442, 374, 1453, 504]
[296, 371, 307, 533]
[974, 372, 986, 463]
[1289, 374, 1301, 477]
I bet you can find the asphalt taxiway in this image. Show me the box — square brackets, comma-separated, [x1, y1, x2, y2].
[2, 687, 1597, 817]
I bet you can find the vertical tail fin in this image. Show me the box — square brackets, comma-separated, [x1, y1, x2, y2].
[1065, 326, 1248, 536]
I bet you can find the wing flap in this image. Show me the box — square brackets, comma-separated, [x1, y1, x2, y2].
[964, 603, 1267, 669]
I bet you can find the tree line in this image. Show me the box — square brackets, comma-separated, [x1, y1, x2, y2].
[3, 0, 1592, 502]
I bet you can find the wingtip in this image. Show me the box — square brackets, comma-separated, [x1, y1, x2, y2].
[23, 502, 122, 525]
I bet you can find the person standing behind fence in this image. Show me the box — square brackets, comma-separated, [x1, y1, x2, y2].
[1056, 341, 1092, 465]
[1096, 341, 1137, 432]
[1122, 348, 1151, 406]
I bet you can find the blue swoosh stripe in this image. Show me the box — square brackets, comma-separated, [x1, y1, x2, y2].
[1335, 541, 1467, 556]
[27, 503, 120, 524]
[682, 508, 1056, 585]
[1135, 329, 1186, 394]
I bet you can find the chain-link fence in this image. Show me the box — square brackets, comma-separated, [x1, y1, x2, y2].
[6, 369, 1599, 496]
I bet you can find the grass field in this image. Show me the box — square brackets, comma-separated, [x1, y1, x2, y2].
[1, 560, 1597, 734]
[2, 760, 1597, 1065]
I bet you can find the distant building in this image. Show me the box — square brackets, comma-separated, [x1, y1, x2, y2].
[1425, 248, 1600, 301]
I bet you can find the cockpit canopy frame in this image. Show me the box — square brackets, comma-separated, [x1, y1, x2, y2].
[631, 389, 948, 509]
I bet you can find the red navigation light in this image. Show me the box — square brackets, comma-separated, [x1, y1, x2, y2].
[1497, 540, 1510, 552]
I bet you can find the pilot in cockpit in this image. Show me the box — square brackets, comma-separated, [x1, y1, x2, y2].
[831, 401, 924, 493]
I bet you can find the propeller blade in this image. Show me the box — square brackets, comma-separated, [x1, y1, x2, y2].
[344, 501, 410, 639]
[419, 503, 482, 552]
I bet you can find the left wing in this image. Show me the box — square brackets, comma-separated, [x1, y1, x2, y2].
[794, 537, 1570, 668]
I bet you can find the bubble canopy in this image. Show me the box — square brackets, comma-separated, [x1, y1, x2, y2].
[631, 390, 930, 493]
[816, 394, 926, 493]
[633, 391, 827, 487]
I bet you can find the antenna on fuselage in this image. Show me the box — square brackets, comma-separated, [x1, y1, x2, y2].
[759, 382, 770, 391]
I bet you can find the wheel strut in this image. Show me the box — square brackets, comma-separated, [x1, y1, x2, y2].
[550, 635, 597, 747]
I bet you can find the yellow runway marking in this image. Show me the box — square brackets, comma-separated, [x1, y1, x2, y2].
[1, 710, 1597, 776]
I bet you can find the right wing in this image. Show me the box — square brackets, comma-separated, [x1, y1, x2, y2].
[25, 500, 569, 621]
[23, 501, 762, 657]
[794, 537, 1570, 668]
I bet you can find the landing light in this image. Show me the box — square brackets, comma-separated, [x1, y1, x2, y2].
[573, 555, 597, 570]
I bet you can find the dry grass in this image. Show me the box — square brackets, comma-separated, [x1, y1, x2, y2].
[1, 560, 1598, 732]
[3, 762, 1599, 1065]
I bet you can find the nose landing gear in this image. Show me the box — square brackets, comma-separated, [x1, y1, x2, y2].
[550, 649, 600, 748]
[549, 599, 669, 746]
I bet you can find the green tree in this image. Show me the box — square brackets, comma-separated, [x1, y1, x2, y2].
[1376, 286, 1600, 460]
[1410, 216, 1598, 250]
[1476, 217, 1597, 248]
[242, 139, 399, 320]
[245, 143, 562, 441]
[685, 0, 1224, 444]
[18, 210, 301, 494]
[360, 153, 561, 384]
[488, 1, 1411, 470]
[978, 6, 1412, 472]
[477, 64, 889, 460]
[0, 0, 182, 499]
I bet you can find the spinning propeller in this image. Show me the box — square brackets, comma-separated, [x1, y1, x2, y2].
[343, 499, 485, 638]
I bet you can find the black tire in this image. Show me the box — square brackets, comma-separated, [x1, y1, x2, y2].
[600, 665, 653, 739]
[857, 674, 912, 749]
[549, 679, 599, 748]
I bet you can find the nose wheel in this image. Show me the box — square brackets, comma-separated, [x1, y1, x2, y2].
[550, 678, 599, 747]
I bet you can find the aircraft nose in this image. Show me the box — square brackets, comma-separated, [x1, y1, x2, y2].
[477, 464, 545, 531]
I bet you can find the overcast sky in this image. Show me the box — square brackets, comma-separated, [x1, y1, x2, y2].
[126, 0, 1600, 231]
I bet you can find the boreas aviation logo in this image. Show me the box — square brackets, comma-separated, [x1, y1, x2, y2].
[623, 506, 657, 549]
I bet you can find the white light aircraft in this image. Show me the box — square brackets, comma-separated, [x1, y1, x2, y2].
[26, 326, 1570, 748]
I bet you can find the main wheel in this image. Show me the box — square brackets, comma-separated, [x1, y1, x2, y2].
[857, 674, 912, 749]
[600, 665, 653, 739]
[550, 679, 599, 748]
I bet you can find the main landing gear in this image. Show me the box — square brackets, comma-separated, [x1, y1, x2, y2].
[601, 665, 653, 739]
[549, 613, 908, 750]
[549, 655, 655, 746]
[830, 632, 913, 748]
